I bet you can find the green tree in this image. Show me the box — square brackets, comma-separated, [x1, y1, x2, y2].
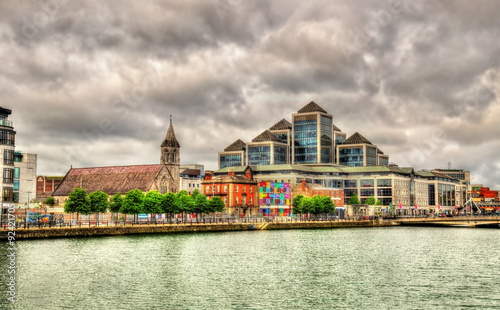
[300, 197, 313, 217]
[376, 199, 383, 206]
[45, 196, 56, 207]
[64, 187, 91, 221]
[208, 196, 225, 216]
[192, 189, 208, 218]
[120, 189, 144, 223]
[365, 196, 376, 205]
[321, 195, 336, 214]
[144, 190, 163, 221]
[110, 193, 123, 220]
[161, 192, 179, 221]
[348, 192, 361, 205]
[176, 192, 194, 222]
[89, 190, 109, 225]
[310, 195, 324, 216]
[292, 195, 304, 215]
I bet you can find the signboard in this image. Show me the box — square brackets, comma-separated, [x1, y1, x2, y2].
[138, 213, 148, 219]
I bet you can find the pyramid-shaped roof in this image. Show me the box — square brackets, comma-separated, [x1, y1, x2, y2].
[342, 132, 373, 145]
[297, 101, 327, 114]
[224, 139, 246, 152]
[252, 130, 283, 143]
[161, 116, 180, 148]
[332, 123, 342, 132]
[269, 118, 292, 131]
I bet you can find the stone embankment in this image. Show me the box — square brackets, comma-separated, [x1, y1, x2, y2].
[0, 220, 399, 240]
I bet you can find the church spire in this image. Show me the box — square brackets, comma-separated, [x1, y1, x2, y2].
[161, 115, 180, 148]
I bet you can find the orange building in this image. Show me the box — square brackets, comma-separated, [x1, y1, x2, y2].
[202, 168, 258, 217]
[291, 179, 344, 208]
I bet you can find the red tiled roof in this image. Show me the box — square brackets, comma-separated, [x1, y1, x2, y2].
[53, 164, 163, 196]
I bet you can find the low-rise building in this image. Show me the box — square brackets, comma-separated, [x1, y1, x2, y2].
[36, 175, 64, 200]
[14, 152, 37, 207]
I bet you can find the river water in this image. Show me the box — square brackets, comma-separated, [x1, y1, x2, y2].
[1, 227, 500, 309]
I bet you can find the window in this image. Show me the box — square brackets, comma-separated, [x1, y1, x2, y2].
[188, 183, 191, 188]
[3, 188, 13, 202]
[13, 192, 19, 203]
[224, 185, 228, 192]
[206, 186, 210, 193]
[197, 184, 199, 188]
[249, 197, 253, 205]
[377, 179, 392, 187]
[360, 180, 374, 188]
[3, 168, 14, 183]
[224, 196, 227, 204]
[236, 196, 239, 205]
[0, 130, 15, 145]
[212, 185, 215, 193]
[250, 186, 253, 193]
[13, 180, 19, 191]
[4, 150, 14, 165]
[14, 167, 20, 179]
[235, 185, 239, 192]
[217, 185, 220, 192]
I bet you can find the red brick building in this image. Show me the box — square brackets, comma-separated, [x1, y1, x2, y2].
[36, 176, 64, 200]
[291, 179, 344, 208]
[202, 168, 258, 217]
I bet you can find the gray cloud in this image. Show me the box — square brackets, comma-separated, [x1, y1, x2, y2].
[1, 0, 500, 188]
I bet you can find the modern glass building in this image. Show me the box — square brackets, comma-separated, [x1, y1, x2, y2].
[218, 139, 246, 169]
[247, 130, 288, 166]
[337, 132, 388, 167]
[292, 101, 334, 164]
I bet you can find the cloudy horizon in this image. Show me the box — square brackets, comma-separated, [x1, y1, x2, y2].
[2, 0, 499, 188]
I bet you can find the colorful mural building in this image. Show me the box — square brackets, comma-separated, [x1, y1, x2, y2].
[259, 181, 291, 217]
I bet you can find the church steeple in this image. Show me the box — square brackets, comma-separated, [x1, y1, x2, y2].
[161, 115, 180, 148]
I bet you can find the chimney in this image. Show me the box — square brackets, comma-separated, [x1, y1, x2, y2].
[228, 169, 235, 177]
[302, 179, 306, 192]
[245, 169, 252, 180]
[205, 171, 213, 180]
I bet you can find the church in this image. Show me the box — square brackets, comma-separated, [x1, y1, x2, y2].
[52, 117, 181, 200]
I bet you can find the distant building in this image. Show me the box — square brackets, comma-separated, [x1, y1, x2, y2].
[0, 107, 16, 216]
[217, 101, 390, 169]
[14, 152, 37, 206]
[36, 175, 64, 200]
[291, 179, 344, 209]
[53, 117, 181, 201]
[202, 168, 258, 217]
[432, 168, 470, 186]
[179, 165, 204, 194]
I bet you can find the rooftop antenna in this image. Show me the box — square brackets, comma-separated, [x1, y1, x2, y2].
[170, 114, 172, 122]
[448, 161, 452, 169]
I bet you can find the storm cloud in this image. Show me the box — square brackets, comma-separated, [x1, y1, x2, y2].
[1, 0, 499, 188]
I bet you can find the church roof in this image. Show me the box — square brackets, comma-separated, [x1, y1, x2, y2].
[297, 101, 327, 114]
[161, 117, 180, 148]
[224, 139, 246, 152]
[252, 130, 283, 143]
[52, 164, 163, 196]
[269, 118, 292, 131]
[342, 132, 373, 145]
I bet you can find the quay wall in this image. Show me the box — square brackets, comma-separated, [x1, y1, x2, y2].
[0, 220, 399, 240]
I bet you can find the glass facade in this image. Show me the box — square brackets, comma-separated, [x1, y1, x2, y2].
[379, 156, 389, 166]
[437, 183, 456, 206]
[428, 184, 436, 206]
[294, 115, 318, 163]
[274, 146, 287, 164]
[339, 147, 364, 166]
[320, 116, 333, 163]
[334, 133, 346, 164]
[4, 149, 14, 165]
[366, 147, 377, 166]
[0, 130, 15, 145]
[220, 153, 244, 169]
[248, 145, 271, 165]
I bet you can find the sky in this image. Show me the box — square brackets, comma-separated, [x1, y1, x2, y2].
[1, 0, 500, 188]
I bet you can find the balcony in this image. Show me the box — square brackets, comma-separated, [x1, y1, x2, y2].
[0, 119, 13, 128]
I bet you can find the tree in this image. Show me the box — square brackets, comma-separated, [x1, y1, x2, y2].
[176, 191, 194, 222]
[110, 193, 123, 220]
[300, 197, 313, 217]
[192, 189, 208, 217]
[292, 195, 304, 215]
[161, 192, 178, 220]
[365, 196, 376, 205]
[64, 187, 91, 221]
[208, 196, 225, 215]
[310, 196, 324, 216]
[120, 189, 144, 222]
[143, 190, 163, 221]
[321, 195, 335, 214]
[89, 191, 109, 225]
[348, 192, 361, 205]
[45, 196, 56, 207]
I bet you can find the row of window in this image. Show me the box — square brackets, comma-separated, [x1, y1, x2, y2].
[344, 179, 392, 188]
[0, 130, 15, 145]
[205, 184, 254, 194]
